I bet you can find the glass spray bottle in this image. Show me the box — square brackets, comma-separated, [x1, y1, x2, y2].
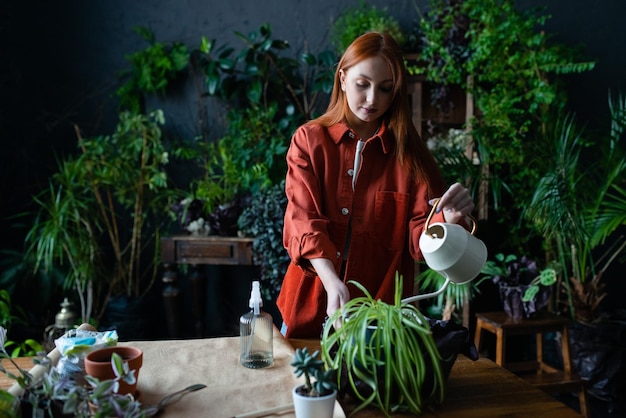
[240, 281, 274, 368]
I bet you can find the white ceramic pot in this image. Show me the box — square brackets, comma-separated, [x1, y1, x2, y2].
[292, 386, 337, 418]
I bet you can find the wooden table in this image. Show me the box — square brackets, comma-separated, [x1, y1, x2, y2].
[0, 357, 34, 390]
[287, 339, 582, 417]
[160, 235, 254, 338]
[3, 336, 581, 417]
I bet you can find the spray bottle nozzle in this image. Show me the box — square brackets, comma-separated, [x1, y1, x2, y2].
[249, 281, 263, 315]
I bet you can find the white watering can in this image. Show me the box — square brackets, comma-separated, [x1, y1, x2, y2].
[402, 198, 488, 304]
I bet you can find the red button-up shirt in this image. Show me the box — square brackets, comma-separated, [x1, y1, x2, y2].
[277, 121, 447, 338]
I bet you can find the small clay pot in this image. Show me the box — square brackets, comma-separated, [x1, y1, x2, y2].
[84, 346, 143, 396]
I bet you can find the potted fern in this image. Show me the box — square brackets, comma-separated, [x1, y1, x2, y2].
[290, 347, 337, 418]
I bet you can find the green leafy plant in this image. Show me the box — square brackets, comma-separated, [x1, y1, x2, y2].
[197, 23, 335, 127]
[116, 26, 190, 113]
[173, 24, 335, 233]
[26, 110, 174, 322]
[331, 0, 407, 53]
[291, 347, 337, 398]
[321, 274, 445, 416]
[238, 180, 289, 300]
[192, 104, 287, 217]
[0, 326, 157, 417]
[523, 93, 626, 323]
[415, 0, 595, 247]
[479, 253, 557, 302]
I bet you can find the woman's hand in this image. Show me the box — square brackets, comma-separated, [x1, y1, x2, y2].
[310, 258, 350, 326]
[435, 182, 475, 224]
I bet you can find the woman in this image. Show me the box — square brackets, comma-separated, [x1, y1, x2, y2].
[277, 32, 474, 338]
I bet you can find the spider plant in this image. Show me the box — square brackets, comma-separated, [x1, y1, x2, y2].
[321, 274, 445, 417]
[523, 92, 626, 323]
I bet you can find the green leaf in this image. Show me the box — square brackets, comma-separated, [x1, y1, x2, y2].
[522, 285, 540, 302]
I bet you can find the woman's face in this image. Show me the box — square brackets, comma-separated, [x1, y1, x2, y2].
[340, 56, 394, 126]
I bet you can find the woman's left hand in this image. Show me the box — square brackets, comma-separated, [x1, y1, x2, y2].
[435, 182, 474, 224]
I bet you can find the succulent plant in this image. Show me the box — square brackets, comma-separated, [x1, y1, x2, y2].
[290, 347, 337, 397]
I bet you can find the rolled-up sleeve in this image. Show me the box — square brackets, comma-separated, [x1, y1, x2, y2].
[283, 126, 340, 272]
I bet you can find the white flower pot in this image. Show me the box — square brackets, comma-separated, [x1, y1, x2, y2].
[292, 385, 337, 418]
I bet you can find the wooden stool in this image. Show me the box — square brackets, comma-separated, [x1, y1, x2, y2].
[474, 311, 588, 417]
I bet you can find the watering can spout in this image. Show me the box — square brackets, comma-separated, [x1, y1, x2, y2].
[405, 199, 487, 304]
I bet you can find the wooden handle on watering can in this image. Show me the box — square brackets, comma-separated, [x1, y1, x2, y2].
[425, 198, 478, 237]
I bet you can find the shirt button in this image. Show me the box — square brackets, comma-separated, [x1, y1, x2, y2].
[347, 169, 354, 177]
[336, 251, 341, 258]
[348, 132, 355, 138]
[341, 208, 349, 215]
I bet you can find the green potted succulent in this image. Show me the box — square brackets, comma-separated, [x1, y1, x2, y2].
[321, 274, 450, 416]
[290, 347, 337, 418]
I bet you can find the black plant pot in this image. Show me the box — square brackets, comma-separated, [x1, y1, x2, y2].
[569, 315, 626, 411]
[498, 283, 551, 320]
[209, 202, 244, 237]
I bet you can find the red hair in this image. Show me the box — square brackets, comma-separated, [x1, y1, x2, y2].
[312, 32, 440, 187]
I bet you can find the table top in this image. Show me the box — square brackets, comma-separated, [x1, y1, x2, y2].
[476, 310, 571, 329]
[2, 332, 581, 418]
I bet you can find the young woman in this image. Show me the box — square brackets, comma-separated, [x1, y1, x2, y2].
[277, 32, 474, 338]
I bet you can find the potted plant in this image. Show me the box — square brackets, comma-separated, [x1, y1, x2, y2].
[184, 23, 334, 235]
[321, 274, 465, 416]
[523, 93, 626, 408]
[478, 253, 557, 320]
[290, 347, 337, 418]
[415, 0, 595, 250]
[0, 326, 158, 417]
[330, 0, 407, 54]
[25, 110, 174, 332]
[237, 180, 290, 301]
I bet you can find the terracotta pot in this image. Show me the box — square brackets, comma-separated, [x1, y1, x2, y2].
[84, 346, 143, 396]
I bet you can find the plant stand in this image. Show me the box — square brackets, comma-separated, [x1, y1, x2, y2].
[474, 311, 588, 417]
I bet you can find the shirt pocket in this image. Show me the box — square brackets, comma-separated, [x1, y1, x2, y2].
[374, 191, 410, 251]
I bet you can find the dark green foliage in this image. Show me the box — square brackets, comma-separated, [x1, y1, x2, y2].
[238, 181, 290, 300]
[25, 111, 175, 322]
[196, 23, 335, 128]
[523, 94, 626, 322]
[416, 0, 595, 246]
[116, 26, 190, 113]
[331, 1, 406, 53]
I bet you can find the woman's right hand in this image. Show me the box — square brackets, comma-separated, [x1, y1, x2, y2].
[310, 258, 350, 325]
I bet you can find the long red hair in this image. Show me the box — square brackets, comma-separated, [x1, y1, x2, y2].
[312, 32, 439, 187]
